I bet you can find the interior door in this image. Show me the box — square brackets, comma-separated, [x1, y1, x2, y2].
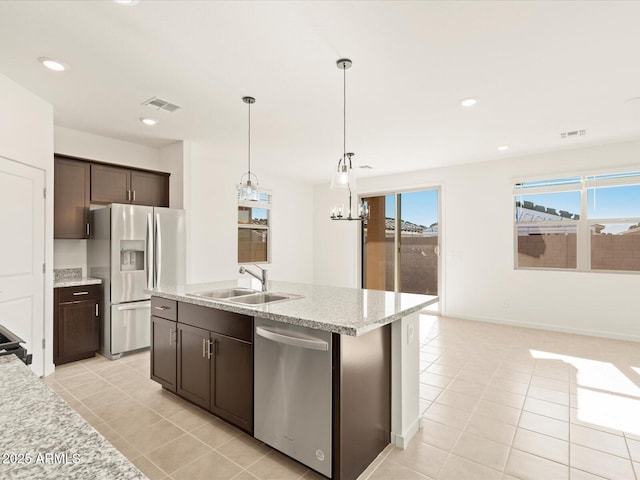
[0, 156, 45, 375]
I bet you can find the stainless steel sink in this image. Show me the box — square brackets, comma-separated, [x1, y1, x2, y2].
[228, 292, 302, 305]
[189, 288, 257, 299]
[187, 288, 302, 306]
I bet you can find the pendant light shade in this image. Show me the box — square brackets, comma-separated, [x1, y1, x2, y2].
[330, 59, 369, 221]
[238, 96, 259, 201]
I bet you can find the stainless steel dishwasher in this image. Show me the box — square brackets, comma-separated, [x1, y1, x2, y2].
[254, 318, 332, 478]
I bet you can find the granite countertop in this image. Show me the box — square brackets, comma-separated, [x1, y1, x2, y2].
[54, 268, 102, 288]
[0, 355, 145, 480]
[146, 280, 438, 336]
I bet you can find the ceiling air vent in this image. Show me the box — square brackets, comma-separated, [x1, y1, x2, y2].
[560, 129, 586, 139]
[142, 96, 181, 112]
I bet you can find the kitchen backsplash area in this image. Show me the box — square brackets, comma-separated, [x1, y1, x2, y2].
[54, 239, 87, 277]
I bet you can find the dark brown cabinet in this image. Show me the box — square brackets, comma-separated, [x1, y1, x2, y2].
[54, 155, 170, 239]
[90, 164, 131, 204]
[54, 157, 90, 239]
[151, 297, 178, 391]
[209, 332, 253, 430]
[151, 316, 177, 391]
[131, 169, 169, 207]
[54, 284, 101, 365]
[91, 163, 169, 206]
[150, 298, 254, 433]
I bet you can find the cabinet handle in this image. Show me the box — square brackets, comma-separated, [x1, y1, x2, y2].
[95, 303, 99, 317]
[73, 291, 89, 296]
[169, 329, 176, 345]
[207, 339, 214, 359]
[132, 190, 136, 202]
[86, 223, 90, 237]
[202, 338, 206, 358]
[154, 306, 169, 311]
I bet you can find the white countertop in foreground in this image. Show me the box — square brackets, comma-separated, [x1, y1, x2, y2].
[0, 355, 145, 480]
[146, 280, 437, 336]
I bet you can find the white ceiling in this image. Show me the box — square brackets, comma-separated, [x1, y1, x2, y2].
[1, 1, 640, 183]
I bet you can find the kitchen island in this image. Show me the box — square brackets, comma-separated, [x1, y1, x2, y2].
[147, 280, 437, 480]
[0, 355, 145, 480]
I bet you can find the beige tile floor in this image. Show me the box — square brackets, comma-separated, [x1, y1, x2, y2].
[43, 315, 640, 480]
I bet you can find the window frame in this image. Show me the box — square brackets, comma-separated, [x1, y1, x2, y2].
[237, 189, 272, 265]
[513, 172, 640, 273]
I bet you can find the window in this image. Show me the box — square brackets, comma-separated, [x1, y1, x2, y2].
[237, 190, 271, 264]
[514, 172, 640, 272]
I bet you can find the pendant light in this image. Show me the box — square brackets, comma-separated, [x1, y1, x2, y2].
[330, 59, 369, 221]
[238, 96, 259, 201]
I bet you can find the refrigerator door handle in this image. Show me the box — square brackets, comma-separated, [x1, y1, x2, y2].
[155, 213, 162, 288]
[117, 301, 151, 311]
[146, 213, 154, 290]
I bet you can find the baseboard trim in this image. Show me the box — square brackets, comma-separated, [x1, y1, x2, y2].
[390, 416, 421, 449]
[445, 312, 640, 343]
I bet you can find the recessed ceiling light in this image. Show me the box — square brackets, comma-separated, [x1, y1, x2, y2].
[38, 57, 68, 72]
[114, 0, 140, 5]
[140, 117, 157, 126]
[460, 98, 477, 107]
[497, 145, 509, 151]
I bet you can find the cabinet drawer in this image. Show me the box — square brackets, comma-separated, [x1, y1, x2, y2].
[151, 296, 177, 321]
[57, 284, 102, 303]
[178, 302, 252, 342]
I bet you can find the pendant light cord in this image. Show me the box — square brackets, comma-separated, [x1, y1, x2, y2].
[248, 101, 251, 177]
[343, 61, 346, 166]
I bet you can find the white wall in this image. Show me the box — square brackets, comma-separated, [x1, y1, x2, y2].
[0, 72, 54, 374]
[188, 141, 314, 285]
[314, 139, 640, 342]
[52, 127, 185, 273]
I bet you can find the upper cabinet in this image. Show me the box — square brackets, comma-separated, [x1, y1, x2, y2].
[54, 157, 90, 239]
[91, 164, 169, 207]
[130, 169, 169, 207]
[90, 164, 131, 204]
[54, 155, 170, 239]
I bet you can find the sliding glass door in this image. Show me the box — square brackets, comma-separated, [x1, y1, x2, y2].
[362, 189, 440, 300]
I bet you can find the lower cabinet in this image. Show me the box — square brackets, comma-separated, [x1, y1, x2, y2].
[54, 285, 101, 365]
[150, 316, 177, 392]
[150, 298, 254, 434]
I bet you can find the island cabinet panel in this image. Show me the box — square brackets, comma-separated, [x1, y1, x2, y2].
[332, 324, 391, 480]
[210, 333, 253, 432]
[54, 285, 102, 365]
[54, 157, 90, 239]
[177, 323, 210, 409]
[150, 316, 177, 392]
[149, 298, 254, 433]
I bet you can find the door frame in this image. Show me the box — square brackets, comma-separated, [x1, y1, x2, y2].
[358, 186, 442, 314]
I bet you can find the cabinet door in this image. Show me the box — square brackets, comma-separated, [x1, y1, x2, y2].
[210, 333, 253, 432]
[91, 164, 131, 204]
[177, 323, 210, 409]
[54, 157, 90, 239]
[56, 300, 99, 365]
[130, 170, 169, 207]
[151, 316, 177, 392]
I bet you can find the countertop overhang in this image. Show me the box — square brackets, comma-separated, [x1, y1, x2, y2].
[146, 280, 438, 336]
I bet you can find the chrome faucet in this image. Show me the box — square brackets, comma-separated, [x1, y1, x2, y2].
[239, 265, 268, 292]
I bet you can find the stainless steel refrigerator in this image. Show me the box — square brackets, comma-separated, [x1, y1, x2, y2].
[88, 204, 186, 359]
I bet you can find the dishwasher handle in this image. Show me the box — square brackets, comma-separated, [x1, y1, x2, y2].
[256, 326, 329, 351]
